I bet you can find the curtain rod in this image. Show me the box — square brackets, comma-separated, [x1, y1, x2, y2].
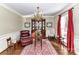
[60, 4, 78, 15]
[60, 7, 74, 15]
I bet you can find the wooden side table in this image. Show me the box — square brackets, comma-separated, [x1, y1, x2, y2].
[33, 36, 42, 50]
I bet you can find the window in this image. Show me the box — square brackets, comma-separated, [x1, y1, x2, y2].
[61, 13, 68, 46]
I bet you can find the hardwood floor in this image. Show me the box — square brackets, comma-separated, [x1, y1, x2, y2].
[50, 40, 76, 55]
[0, 42, 24, 55]
[0, 39, 76, 55]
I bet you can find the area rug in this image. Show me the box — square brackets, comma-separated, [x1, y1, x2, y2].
[21, 39, 58, 55]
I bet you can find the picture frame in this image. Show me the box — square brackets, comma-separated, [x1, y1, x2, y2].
[24, 22, 30, 28]
[46, 22, 52, 28]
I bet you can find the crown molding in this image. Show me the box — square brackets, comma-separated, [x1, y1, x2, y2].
[0, 4, 23, 17]
[55, 3, 78, 16]
[23, 14, 34, 18]
[23, 14, 54, 18]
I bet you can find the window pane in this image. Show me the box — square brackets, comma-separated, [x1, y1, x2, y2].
[61, 14, 68, 46]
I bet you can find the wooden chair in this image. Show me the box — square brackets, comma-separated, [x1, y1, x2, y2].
[6, 37, 15, 54]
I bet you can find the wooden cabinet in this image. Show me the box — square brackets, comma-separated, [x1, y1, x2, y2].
[31, 19, 46, 39]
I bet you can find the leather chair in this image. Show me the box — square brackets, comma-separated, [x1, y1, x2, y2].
[20, 30, 33, 46]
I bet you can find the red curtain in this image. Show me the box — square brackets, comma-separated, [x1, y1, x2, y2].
[57, 15, 61, 45]
[67, 8, 74, 53]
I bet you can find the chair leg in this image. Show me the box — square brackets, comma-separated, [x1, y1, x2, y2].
[7, 47, 12, 55]
[41, 39, 42, 50]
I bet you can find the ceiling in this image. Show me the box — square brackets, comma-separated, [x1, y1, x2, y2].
[5, 3, 72, 16]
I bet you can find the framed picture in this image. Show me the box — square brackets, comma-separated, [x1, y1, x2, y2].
[46, 22, 52, 28]
[24, 22, 30, 28]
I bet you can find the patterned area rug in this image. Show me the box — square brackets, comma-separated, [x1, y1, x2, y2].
[21, 39, 58, 55]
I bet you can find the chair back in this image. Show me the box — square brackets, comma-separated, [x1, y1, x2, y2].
[6, 37, 12, 47]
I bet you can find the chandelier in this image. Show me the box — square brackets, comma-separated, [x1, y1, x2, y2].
[32, 7, 44, 20]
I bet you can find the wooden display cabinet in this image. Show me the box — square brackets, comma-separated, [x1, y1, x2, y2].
[31, 19, 46, 39]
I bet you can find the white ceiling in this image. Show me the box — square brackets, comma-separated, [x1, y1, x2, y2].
[5, 3, 71, 16]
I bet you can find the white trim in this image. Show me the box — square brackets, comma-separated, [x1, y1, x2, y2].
[23, 15, 54, 18]
[55, 4, 78, 16]
[0, 4, 22, 17]
[23, 14, 34, 18]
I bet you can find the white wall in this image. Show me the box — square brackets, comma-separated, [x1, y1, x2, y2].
[0, 5, 23, 36]
[45, 16, 55, 37]
[23, 16, 55, 37]
[22, 17, 31, 35]
[0, 5, 23, 53]
[53, 16, 58, 36]
[73, 4, 79, 54]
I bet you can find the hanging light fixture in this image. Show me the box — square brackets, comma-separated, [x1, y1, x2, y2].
[32, 6, 44, 21]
